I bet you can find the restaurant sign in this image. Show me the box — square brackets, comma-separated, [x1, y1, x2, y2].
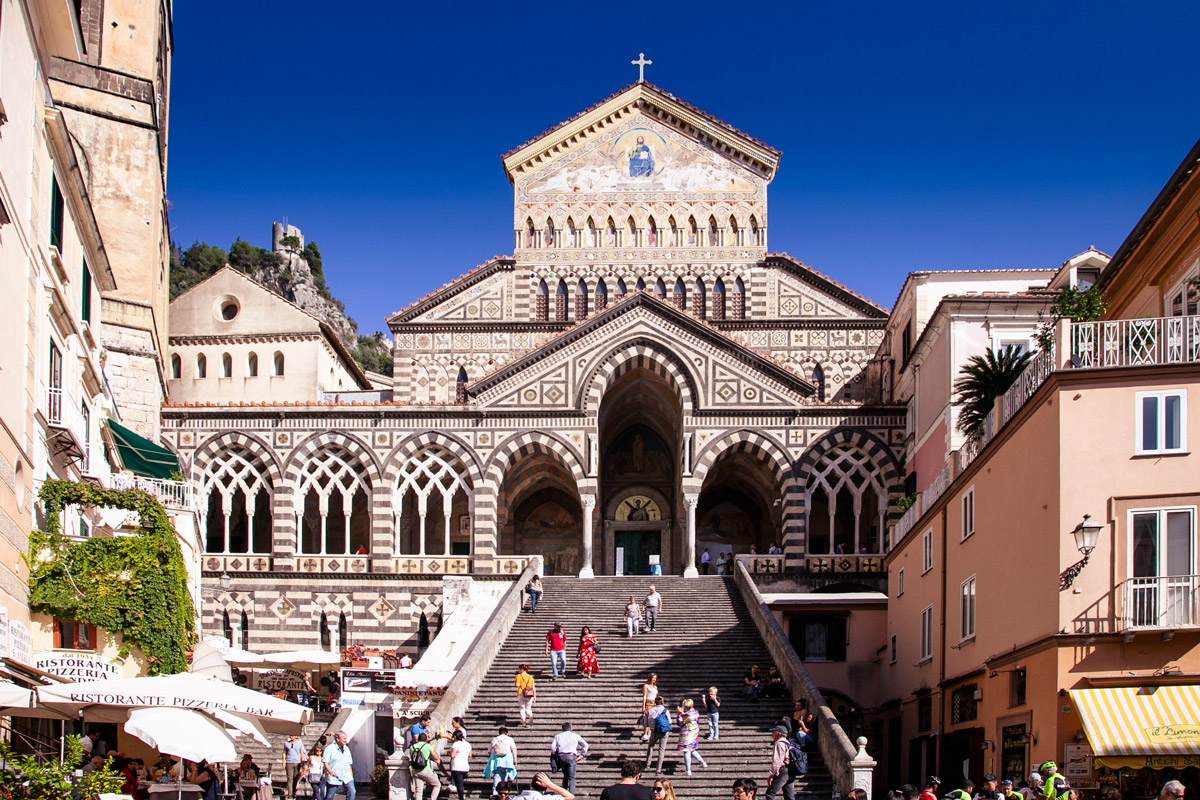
[257, 669, 309, 693]
[1144, 724, 1200, 745]
[34, 652, 121, 681]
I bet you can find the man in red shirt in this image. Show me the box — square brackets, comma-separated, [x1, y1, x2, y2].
[920, 776, 942, 800]
[545, 623, 568, 679]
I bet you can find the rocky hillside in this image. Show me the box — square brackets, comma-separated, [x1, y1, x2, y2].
[170, 223, 394, 376]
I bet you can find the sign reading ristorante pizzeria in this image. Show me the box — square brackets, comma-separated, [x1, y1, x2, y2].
[34, 653, 121, 681]
[54, 690, 282, 717]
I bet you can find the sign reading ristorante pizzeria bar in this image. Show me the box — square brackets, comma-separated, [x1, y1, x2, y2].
[34, 652, 121, 681]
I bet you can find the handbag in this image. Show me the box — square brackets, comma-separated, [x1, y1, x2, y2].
[523, 687, 536, 697]
[592, 645, 602, 654]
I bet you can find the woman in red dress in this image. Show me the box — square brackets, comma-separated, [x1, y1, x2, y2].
[577, 626, 599, 678]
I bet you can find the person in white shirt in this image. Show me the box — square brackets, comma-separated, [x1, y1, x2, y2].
[700, 549, 711, 574]
[643, 587, 663, 632]
[549, 722, 589, 794]
[448, 729, 471, 800]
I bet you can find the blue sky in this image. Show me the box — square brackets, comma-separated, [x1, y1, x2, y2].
[168, 2, 1200, 332]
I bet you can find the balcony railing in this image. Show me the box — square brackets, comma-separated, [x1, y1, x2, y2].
[109, 474, 196, 512]
[1118, 574, 1200, 631]
[1072, 315, 1200, 369]
[45, 386, 87, 462]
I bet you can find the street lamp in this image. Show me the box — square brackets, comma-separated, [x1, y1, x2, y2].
[1060, 515, 1103, 589]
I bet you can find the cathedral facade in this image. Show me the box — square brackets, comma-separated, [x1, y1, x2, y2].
[164, 83, 906, 651]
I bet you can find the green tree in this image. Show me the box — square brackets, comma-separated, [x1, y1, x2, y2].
[170, 240, 228, 299]
[0, 734, 123, 799]
[953, 345, 1034, 439]
[229, 238, 283, 274]
[1035, 285, 1108, 350]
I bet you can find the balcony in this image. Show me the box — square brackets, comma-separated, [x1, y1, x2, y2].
[1118, 574, 1200, 632]
[1072, 315, 1200, 369]
[45, 386, 86, 463]
[109, 474, 196, 513]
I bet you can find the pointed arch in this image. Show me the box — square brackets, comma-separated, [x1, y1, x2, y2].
[749, 215, 760, 246]
[579, 338, 700, 415]
[221, 352, 233, 378]
[647, 216, 659, 247]
[615, 277, 628, 302]
[196, 353, 207, 379]
[555, 279, 568, 321]
[525, 217, 536, 248]
[566, 217, 577, 248]
[605, 217, 617, 247]
[247, 352, 258, 377]
[170, 354, 181, 380]
[626, 216, 638, 248]
[636, 277, 647, 292]
[668, 215, 679, 247]
[292, 441, 374, 556]
[732, 277, 746, 320]
[672, 278, 686, 311]
[692, 278, 706, 319]
[455, 367, 469, 404]
[544, 216, 555, 248]
[654, 277, 667, 299]
[575, 278, 589, 320]
[812, 364, 826, 402]
[688, 215, 698, 245]
[199, 444, 274, 554]
[587, 217, 598, 247]
[729, 215, 740, 246]
[707, 215, 720, 246]
[691, 428, 794, 489]
[483, 431, 588, 489]
[536, 279, 549, 321]
[392, 445, 474, 557]
[712, 278, 727, 320]
[595, 278, 608, 312]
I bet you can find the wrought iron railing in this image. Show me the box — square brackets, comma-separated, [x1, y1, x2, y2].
[999, 345, 1056, 427]
[1072, 315, 1200, 368]
[1118, 574, 1200, 630]
[110, 474, 196, 512]
[893, 501, 920, 547]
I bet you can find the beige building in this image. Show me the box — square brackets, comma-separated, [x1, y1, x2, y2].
[879, 137, 1200, 797]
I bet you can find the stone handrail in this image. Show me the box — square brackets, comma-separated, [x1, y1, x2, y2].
[733, 559, 874, 794]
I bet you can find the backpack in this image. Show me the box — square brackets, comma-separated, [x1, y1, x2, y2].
[786, 739, 808, 775]
[409, 742, 428, 771]
[653, 709, 672, 735]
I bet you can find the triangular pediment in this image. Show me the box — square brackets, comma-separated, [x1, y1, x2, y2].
[471, 293, 814, 412]
[503, 83, 781, 187]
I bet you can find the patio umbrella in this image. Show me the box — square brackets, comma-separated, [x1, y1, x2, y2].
[211, 708, 271, 746]
[259, 649, 341, 670]
[37, 672, 312, 733]
[123, 707, 238, 764]
[0, 681, 32, 708]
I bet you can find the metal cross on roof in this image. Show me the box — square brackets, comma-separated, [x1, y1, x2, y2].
[632, 52, 652, 83]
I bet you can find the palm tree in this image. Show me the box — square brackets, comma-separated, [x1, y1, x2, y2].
[953, 345, 1034, 439]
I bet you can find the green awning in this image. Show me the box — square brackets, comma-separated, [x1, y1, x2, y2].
[107, 420, 179, 480]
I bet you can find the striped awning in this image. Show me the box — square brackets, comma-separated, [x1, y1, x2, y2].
[1071, 686, 1200, 769]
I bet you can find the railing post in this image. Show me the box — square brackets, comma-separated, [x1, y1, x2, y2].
[385, 750, 412, 799]
[850, 736, 876, 795]
[1054, 318, 1072, 368]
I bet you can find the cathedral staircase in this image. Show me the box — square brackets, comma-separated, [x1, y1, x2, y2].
[456, 576, 831, 798]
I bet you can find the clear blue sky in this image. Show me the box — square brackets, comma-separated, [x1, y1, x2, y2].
[168, 2, 1200, 332]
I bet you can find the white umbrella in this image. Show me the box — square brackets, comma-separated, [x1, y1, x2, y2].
[0, 681, 32, 708]
[211, 708, 271, 746]
[259, 649, 341, 670]
[123, 707, 238, 764]
[37, 672, 312, 733]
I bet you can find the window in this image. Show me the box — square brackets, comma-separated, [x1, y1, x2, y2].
[170, 354, 181, 380]
[80, 401, 90, 473]
[692, 279, 705, 319]
[1076, 268, 1101, 291]
[960, 575, 976, 641]
[917, 696, 932, 732]
[575, 279, 588, 319]
[962, 488, 975, 540]
[48, 340, 63, 422]
[50, 174, 65, 251]
[731, 277, 745, 320]
[812, 365, 826, 402]
[922, 530, 933, 573]
[1129, 507, 1196, 626]
[805, 443, 888, 555]
[595, 279, 608, 312]
[298, 445, 371, 555]
[1166, 275, 1198, 317]
[555, 281, 568, 322]
[393, 447, 472, 556]
[1137, 391, 1186, 455]
[889, 634, 897, 664]
[672, 278, 686, 311]
[901, 319, 913, 364]
[247, 352, 258, 377]
[897, 568, 905, 597]
[196, 353, 207, 379]
[536, 280, 549, 321]
[951, 684, 979, 723]
[81, 258, 92, 322]
[788, 616, 847, 662]
[201, 445, 273, 554]
[221, 352, 232, 378]
[54, 619, 97, 651]
[712, 278, 726, 320]
[273, 351, 285, 376]
[319, 613, 331, 650]
[920, 605, 933, 661]
[455, 368, 468, 404]
[1010, 668, 1027, 707]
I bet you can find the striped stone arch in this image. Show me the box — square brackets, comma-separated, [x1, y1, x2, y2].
[691, 429, 794, 488]
[384, 431, 483, 488]
[192, 430, 284, 486]
[285, 431, 383, 488]
[579, 338, 699, 414]
[483, 431, 587, 487]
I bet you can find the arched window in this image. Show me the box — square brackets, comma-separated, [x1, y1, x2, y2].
[319, 612, 330, 650]
[536, 280, 549, 321]
[393, 447, 472, 557]
[222, 611, 234, 647]
[627, 217, 637, 248]
[605, 217, 617, 247]
[566, 218, 577, 248]
[672, 278, 686, 311]
[636, 277, 646, 292]
[750, 216, 760, 246]
[692, 279, 706, 318]
[247, 352, 258, 377]
[708, 216, 719, 246]
[654, 277, 666, 299]
[196, 354, 207, 379]
[240, 610, 249, 651]
[525, 218, 536, 248]
[587, 218, 597, 247]
[298, 445, 371, 556]
[274, 351, 285, 376]
[555, 280, 568, 322]
[455, 367, 468, 404]
[595, 279, 608, 312]
[418, 613, 431, 649]
[170, 354, 181, 380]
[200, 445, 273, 554]
[813, 364, 826, 402]
[732, 277, 746, 320]
[338, 612, 348, 652]
[647, 217, 658, 247]
[712, 278, 726, 320]
[668, 216, 679, 247]
[545, 217, 555, 248]
[615, 278, 627, 302]
[688, 216, 698, 245]
[806, 444, 888, 555]
[729, 216, 740, 246]
[221, 352, 233, 378]
[575, 279, 589, 320]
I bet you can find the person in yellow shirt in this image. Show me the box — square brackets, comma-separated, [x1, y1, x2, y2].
[515, 664, 537, 726]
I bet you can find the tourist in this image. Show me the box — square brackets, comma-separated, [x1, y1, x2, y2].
[716, 552, 728, 575]
[653, 778, 678, 800]
[82, 754, 106, 775]
[848, 791, 869, 800]
[506, 772, 575, 799]
[743, 664, 764, 700]
[115, 756, 147, 800]
[901, 784, 920, 800]
[488, 726, 519, 798]
[763, 666, 787, 698]
[975, 775, 1001, 800]
[236, 754, 263, 800]
[80, 730, 100, 763]
[188, 759, 220, 800]
[734, 778, 759, 799]
[625, 596, 643, 637]
[1158, 783, 1186, 800]
[768, 542, 783, 555]
[700, 549, 711, 574]
[283, 734, 307, 800]
[407, 732, 443, 800]
[306, 744, 326, 799]
[448, 729, 471, 800]
[644, 586, 663, 632]
[702, 685, 721, 740]
[439, 716, 468, 742]
[1001, 780, 1024, 800]
[640, 673, 660, 741]
[1023, 773, 1044, 800]
[644, 699, 671, 777]
[515, 665, 537, 725]
[527, 575, 543, 613]
[799, 711, 817, 746]
[577, 626, 599, 678]
[1039, 762, 1068, 800]
[409, 713, 433, 745]
[546, 623, 568, 680]
[400, 652, 414, 669]
[549, 722, 589, 794]
[945, 778, 975, 800]
[919, 777, 942, 800]
[764, 726, 795, 800]
[784, 700, 806, 740]
[675, 698, 708, 776]
[323, 730, 356, 800]
[599, 759, 654, 800]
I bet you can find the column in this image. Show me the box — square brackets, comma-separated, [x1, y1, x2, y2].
[578, 494, 596, 579]
[683, 493, 699, 578]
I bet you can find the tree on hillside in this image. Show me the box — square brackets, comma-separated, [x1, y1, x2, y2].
[170, 240, 228, 299]
[229, 238, 284, 274]
[952, 345, 1034, 439]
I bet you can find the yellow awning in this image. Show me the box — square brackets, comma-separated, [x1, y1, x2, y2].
[1072, 686, 1200, 769]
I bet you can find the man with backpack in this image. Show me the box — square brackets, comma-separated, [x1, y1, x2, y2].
[408, 731, 444, 800]
[643, 701, 672, 777]
[765, 726, 797, 800]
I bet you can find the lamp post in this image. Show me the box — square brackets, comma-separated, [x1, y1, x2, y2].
[1060, 515, 1103, 589]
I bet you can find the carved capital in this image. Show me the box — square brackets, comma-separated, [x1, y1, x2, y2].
[580, 493, 597, 509]
[684, 493, 700, 508]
